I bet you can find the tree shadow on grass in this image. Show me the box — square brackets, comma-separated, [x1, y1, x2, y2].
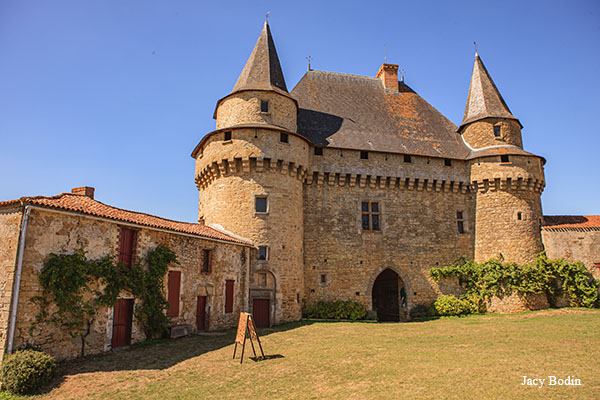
[52, 319, 315, 379]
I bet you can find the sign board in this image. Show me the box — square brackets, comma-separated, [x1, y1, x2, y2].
[233, 312, 265, 363]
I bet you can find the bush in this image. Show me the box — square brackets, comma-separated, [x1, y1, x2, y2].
[0, 349, 56, 394]
[430, 295, 478, 317]
[409, 303, 432, 319]
[302, 300, 368, 320]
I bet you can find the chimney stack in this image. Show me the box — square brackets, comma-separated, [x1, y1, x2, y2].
[376, 63, 399, 91]
[71, 186, 95, 199]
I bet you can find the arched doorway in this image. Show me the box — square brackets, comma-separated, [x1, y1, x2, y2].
[372, 268, 405, 322]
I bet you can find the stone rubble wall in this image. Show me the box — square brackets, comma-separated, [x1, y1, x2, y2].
[542, 229, 600, 280]
[461, 119, 523, 149]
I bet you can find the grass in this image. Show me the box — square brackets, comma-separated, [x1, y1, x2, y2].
[8, 308, 600, 399]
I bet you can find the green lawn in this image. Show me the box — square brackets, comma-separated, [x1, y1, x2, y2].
[16, 309, 600, 399]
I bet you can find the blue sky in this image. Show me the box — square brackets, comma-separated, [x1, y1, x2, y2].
[1, 0, 598, 221]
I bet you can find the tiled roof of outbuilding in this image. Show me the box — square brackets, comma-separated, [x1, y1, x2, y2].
[291, 70, 471, 159]
[542, 216, 600, 232]
[0, 193, 251, 245]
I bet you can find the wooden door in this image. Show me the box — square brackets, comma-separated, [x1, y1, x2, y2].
[196, 296, 207, 332]
[112, 299, 134, 347]
[252, 298, 270, 328]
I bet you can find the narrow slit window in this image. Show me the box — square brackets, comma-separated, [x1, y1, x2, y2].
[517, 212, 522, 220]
[457, 211, 465, 234]
[261, 101, 269, 113]
[361, 201, 381, 231]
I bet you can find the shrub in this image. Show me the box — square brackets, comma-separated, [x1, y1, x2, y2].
[409, 303, 432, 319]
[302, 300, 368, 320]
[0, 349, 56, 394]
[430, 295, 478, 317]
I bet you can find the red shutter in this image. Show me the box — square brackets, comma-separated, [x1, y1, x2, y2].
[225, 280, 234, 313]
[118, 228, 136, 268]
[167, 271, 181, 317]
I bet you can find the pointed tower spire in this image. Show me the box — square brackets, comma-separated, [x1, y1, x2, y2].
[231, 21, 288, 94]
[459, 54, 520, 131]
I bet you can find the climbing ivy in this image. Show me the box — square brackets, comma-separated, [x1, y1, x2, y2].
[33, 246, 177, 357]
[430, 253, 600, 311]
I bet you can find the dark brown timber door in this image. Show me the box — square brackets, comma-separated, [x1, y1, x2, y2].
[112, 299, 134, 347]
[196, 296, 207, 332]
[252, 298, 270, 328]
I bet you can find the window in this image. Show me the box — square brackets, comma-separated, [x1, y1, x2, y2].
[444, 158, 452, 166]
[201, 249, 212, 273]
[320, 274, 327, 283]
[360, 151, 369, 160]
[404, 154, 412, 163]
[501, 155, 510, 163]
[361, 201, 381, 231]
[517, 212, 523, 221]
[118, 227, 137, 268]
[314, 147, 323, 156]
[494, 125, 501, 137]
[167, 271, 181, 317]
[225, 280, 234, 313]
[280, 132, 289, 143]
[457, 211, 465, 234]
[258, 246, 268, 261]
[224, 131, 232, 141]
[255, 196, 268, 213]
[261, 101, 269, 113]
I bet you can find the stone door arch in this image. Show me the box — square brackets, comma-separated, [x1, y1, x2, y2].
[369, 267, 411, 321]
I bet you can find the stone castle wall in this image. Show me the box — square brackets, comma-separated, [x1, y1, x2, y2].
[542, 229, 600, 279]
[461, 119, 523, 149]
[6, 208, 247, 361]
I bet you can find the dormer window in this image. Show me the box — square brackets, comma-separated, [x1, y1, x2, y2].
[261, 101, 269, 113]
[494, 125, 501, 137]
[500, 155, 510, 163]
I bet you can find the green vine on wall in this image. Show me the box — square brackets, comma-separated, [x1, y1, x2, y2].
[430, 253, 600, 311]
[33, 246, 177, 357]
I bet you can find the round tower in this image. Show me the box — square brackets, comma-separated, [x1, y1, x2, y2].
[192, 22, 309, 324]
[460, 54, 545, 264]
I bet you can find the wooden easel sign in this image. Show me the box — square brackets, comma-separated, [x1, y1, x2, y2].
[233, 312, 265, 363]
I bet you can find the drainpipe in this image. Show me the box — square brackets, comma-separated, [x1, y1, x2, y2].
[7, 205, 31, 354]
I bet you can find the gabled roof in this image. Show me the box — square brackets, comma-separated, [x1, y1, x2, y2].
[0, 193, 251, 245]
[459, 54, 520, 130]
[542, 216, 600, 232]
[231, 21, 288, 95]
[291, 70, 470, 159]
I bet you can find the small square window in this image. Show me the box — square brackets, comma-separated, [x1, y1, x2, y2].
[314, 147, 323, 156]
[494, 125, 501, 137]
[360, 151, 369, 159]
[501, 155, 510, 163]
[404, 154, 412, 163]
[258, 246, 268, 261]
[255, 196, 268, 213]
[280, 132, 289, 143]
[444, 158, 452, 166]
[320, 274, 327, 284]
[224, 131, 232, 141]
[261, 101, 269, 113]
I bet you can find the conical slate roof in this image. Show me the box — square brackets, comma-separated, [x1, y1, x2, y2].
[231, 21, 288, 94]
[459, 54, 520, 130]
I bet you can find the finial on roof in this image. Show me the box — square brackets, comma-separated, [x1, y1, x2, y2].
[474, 41, 478, 56]
[384, 44, 387, 63]
[400, 68, 405, 82]
[306, 55, 312, 71]
[266, 11, 270, 21]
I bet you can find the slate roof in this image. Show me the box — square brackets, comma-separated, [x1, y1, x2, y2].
[291, 70, 471, 159]
[0, 193, 251, 245]
[542, 216, 600, 232]
[459, 54, 520, 130]
[231, 21, 288, 95]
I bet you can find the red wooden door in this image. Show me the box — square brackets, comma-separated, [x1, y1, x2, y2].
[112, 299, 134, 347]
[196, 296, 207, 332]
[167, 271, 181, 317]
[252, 298, 270, 328]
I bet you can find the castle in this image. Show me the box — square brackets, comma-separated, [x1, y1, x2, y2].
[0, 21, 598, 360]
[193, 21, 546, 323]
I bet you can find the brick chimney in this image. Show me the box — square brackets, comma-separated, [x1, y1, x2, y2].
[376, 63, 399, 91]
[71, 186, 95, 199]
